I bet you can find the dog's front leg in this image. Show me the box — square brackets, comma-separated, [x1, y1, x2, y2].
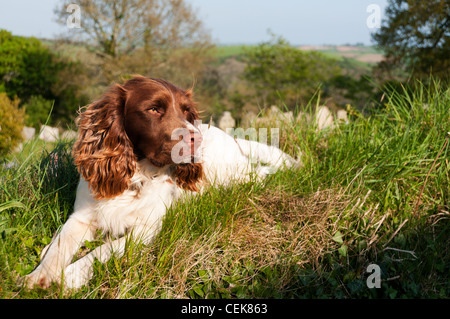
[64, 224, 157, 289]
[22, 216, 96, 289]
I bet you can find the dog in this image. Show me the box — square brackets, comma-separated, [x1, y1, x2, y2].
[22, 75, 299, 289]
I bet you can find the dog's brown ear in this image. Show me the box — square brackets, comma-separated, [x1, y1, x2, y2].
[72, 84, 136, 199]
[175, 163, 204, 192]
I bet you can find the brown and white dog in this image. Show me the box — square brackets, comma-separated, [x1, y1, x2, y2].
[23, 75, 299, 289]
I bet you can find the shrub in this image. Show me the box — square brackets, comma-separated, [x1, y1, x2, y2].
[241, 35, 341, 109]
[23, 95, 53, 129]
[0, 93, 25, 159]
[0, 30, 59, 102]
[0, 29, 88, 125]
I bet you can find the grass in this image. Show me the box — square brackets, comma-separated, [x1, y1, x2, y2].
[214, 45, 255, 60]
[0, 79, 448, 299]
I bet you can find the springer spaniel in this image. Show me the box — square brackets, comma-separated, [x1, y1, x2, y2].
[22, 75, 299, 289]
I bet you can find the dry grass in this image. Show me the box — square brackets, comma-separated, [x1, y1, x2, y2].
[100, 187, 358, 298]
[229, 188, 349, 267]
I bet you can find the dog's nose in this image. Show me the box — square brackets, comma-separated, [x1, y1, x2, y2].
[183, 131, 203, 145]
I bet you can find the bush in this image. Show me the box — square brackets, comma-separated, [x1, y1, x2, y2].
[0, 29, 88, 125]
[0, 30, 59, 102]
[0, 93, 25, 159]
[241, 35, 341, 109]
[23, 95, 53, 129]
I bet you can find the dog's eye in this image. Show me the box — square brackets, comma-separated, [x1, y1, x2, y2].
[148, 107, 159, 114]
[183, 106, 191, 114]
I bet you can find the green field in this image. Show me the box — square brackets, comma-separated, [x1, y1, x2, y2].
[214, 45, 252, 59]
[215, 44, 383, 63]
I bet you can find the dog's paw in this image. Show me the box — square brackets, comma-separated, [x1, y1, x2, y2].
[64, 261, 93, 289]
[20, 269, 56, 289]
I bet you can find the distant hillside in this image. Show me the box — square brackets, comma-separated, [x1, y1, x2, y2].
[214, 44, 383, 79]
[298, 45, 384, 64]
[215, 44, 384, 66]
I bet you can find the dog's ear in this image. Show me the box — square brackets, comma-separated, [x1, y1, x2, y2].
[72, 84, 136, 199]
[175, 163, 204, 192]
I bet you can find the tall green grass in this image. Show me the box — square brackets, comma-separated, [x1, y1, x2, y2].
[0, 79, 448, 298]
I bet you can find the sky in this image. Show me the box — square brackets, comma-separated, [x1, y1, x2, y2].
[0, 0, 388, 45]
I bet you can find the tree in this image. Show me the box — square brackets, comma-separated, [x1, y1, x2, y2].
[54, 0, 213, 85]
[0, 30, 88, 125]
[241, 36, 341, 109]
[0, 30, 60, 102]
[372, 0, 450, 80]
[56, 0, 209, 58]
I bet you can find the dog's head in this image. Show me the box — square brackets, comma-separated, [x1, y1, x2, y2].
[73, 75, 204, 199]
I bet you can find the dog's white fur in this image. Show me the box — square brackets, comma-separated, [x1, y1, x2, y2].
[23, 124, 298, 289]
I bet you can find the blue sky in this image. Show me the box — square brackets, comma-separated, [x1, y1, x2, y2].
[0, 0, 388, 45]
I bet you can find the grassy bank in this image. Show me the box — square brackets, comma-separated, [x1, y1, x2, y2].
[0, 80, 448, 298]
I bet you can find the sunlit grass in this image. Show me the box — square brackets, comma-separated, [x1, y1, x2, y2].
[0, 79, 448, 298]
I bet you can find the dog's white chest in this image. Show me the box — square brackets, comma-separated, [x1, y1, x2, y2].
[94, 171, 181, 237]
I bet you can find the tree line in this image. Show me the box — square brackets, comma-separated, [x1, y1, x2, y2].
[0, 0, 448, 158]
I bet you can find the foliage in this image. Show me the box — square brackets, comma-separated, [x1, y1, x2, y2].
[22, 96, 53, 130]
[0, 30, 60, 102]
[241, 36, 342, 109]
[48, 56, 90, 124]
[55, 0, 210, 58]
[0, 30, 88, 125]
[193, 44, 381, 120]
[372, 0, 450, 80]
[0, 93, 25, 159]
[325, 74, 377, 111]
[54, 0, 214, 86]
